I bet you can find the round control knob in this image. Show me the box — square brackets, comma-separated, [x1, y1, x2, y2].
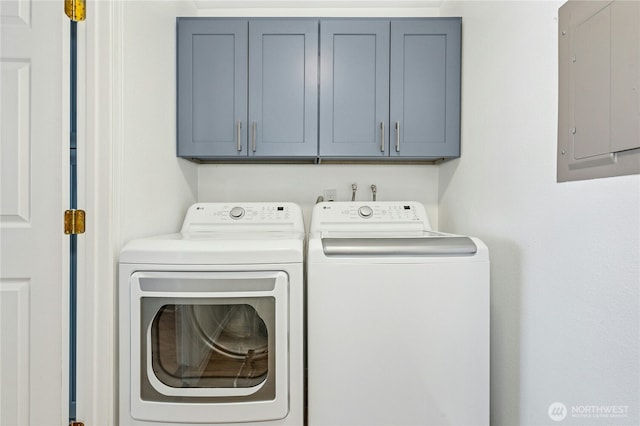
[229, 206, 245, 219]
[358, 206, 373, 218]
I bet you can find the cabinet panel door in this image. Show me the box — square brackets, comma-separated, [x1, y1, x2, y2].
[249, 20, 318, 157]
[177, 19, 248, 157]
[320, 20, 390, 157]
[390, 19, 461, 158]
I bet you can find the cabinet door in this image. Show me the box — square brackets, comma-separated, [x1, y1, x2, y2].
[320, 20, 390, 157]
[249, 20, 318, 157]
[390, 19, 461, 158]
[177, 19, 248, 158]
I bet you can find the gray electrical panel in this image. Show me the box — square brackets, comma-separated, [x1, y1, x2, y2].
[558, 0, 640, 181]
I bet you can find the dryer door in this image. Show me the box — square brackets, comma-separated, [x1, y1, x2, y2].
[129, 270, 289, 424]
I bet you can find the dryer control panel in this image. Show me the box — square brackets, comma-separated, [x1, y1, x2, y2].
[181, 202, 304, 233]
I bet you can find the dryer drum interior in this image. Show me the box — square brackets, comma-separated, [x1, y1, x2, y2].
[149, 303, 270, 389]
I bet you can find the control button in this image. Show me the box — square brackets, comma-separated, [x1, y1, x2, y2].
[358, 206, 373, 218]
[229, 206, 245, 219]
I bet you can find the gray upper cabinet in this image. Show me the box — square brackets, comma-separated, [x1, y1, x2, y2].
[319, 20, 390, 157]
[249, 20, 318, 158]
[390, 19, 461, 158]
[177, 18, 318, 159]
[319, 18, 461, 159]
[177, 19, 247, 158]
[178, 17, 461, 161]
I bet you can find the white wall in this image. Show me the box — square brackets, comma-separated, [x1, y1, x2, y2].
[119, 0, 199, 243]
[439, 1, 640, 425]
[195, 2, 441, 17]
[198, 164, 440, 229]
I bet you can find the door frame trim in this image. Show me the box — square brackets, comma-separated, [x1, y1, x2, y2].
[74, 0, 123, 422]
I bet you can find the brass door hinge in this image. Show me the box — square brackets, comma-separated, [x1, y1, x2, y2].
[64, 209, 86, 235]
[64, 0, 86, 22]
[70, 422, 84, 426]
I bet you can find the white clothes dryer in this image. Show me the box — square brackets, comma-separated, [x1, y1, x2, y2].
[119, 202, 304, 426]
[306, 201, 490, 426]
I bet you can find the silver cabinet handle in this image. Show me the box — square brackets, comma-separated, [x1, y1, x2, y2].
[380, 121, 385, 152]
[252, 121, 257, 152]
[395, 121, 400, 152]
[236, 121, 242, 152]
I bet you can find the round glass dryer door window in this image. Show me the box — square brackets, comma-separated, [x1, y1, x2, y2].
[146, 299, 274, 393]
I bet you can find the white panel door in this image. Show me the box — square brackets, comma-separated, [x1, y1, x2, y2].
[1, 1, 67, 424]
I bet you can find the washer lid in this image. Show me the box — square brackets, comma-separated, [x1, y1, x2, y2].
[308, 202, 489, 262]
[321, 234, 478, 257]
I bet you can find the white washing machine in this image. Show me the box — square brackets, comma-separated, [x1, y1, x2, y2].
[306, 201, 490, 426]
[118, 202, 304, 426]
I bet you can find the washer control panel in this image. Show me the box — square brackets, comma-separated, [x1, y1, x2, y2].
[311, 201, 432, 232]
[315, 202, 427, 223]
